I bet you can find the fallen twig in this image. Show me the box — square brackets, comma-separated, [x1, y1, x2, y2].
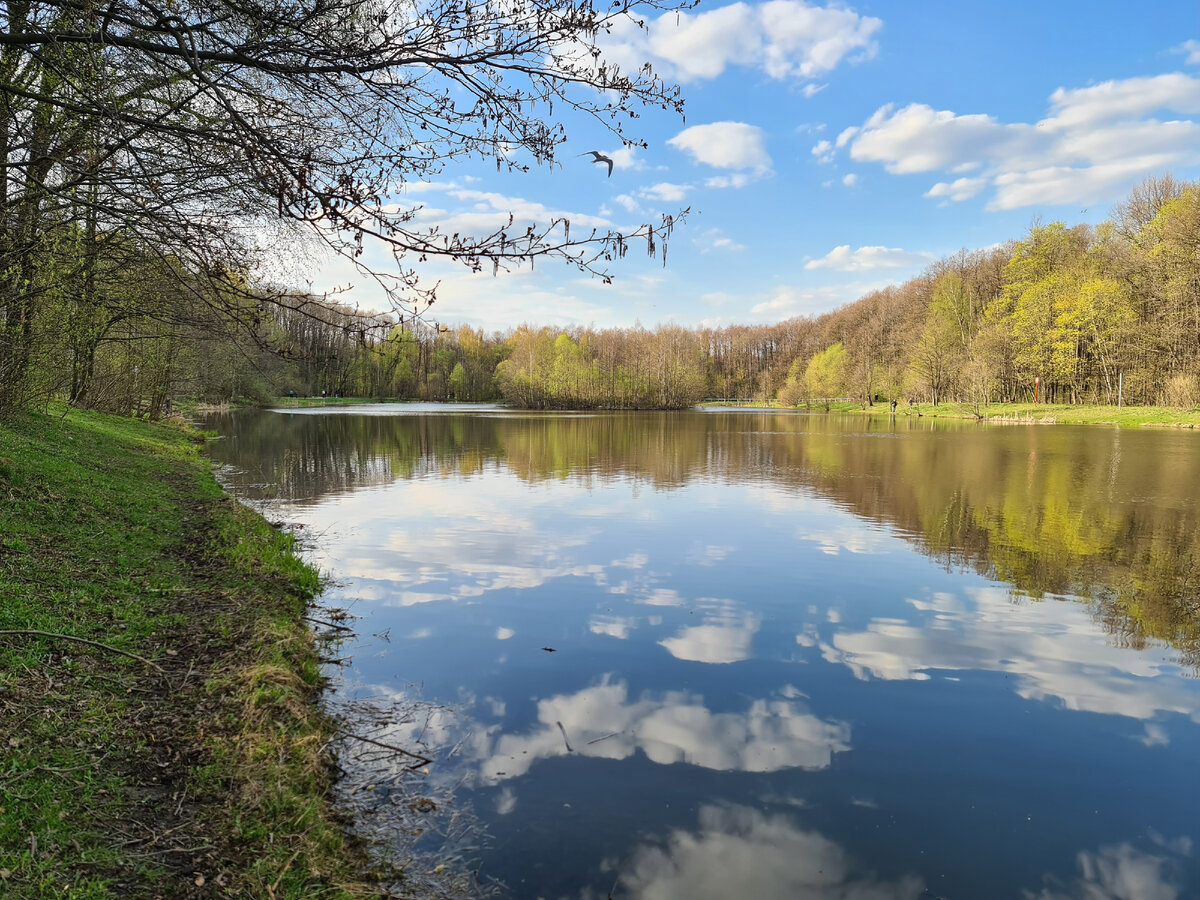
[0, 629, 166, 675]
[268, 848, 302, 900]
[343, 732, 433, 768]
[302, 615, 355, 633]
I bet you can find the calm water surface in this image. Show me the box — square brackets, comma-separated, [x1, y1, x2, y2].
[202, 406, 1200, 899]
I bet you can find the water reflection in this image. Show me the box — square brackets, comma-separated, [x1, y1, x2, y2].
[205, 408, 1200, 665]
[595, 810, 1193, 900]
[823, 586, 1199, 727]
[202, 408, 1200, 898]
[477, 679, 850, 783]
[1027, 837, 1193, 900]
[658, 600, 760, 664]
[595, 804, 925, 900]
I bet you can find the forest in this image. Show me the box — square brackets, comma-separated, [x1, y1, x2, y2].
[1, 0, 1196, 417]
[4, 174, 1199, 414]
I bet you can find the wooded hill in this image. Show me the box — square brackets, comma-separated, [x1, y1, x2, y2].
[8, 175, 1200, 413]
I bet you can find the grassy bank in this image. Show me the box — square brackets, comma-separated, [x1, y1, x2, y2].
[268, 397, 403, 409]
[0, 409, 379, 898]
[852, 401, 1200, 428]
[702, 399, 1200, 428]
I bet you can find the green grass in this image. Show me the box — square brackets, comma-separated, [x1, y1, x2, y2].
[847, 400, 1200, 428]
[0, 407, 378, 898]
[270, 396, 405, 409]
[706, 398, 1200, 428]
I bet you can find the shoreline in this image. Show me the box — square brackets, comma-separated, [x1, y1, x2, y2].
[0, 408, 386, 898]
[698, 400, 1200, 428]
[254, 396, 1200, 428]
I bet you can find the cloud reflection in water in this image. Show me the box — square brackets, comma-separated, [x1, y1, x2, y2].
[478, 678, 850, 785]
[658, 600, 760, 664]
[821, 587, 1200, 726]
[1026, 838, 1193, 900]
[592, 804, 924, 900]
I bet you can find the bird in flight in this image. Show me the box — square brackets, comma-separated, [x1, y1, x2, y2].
[581, 150, 614, 177]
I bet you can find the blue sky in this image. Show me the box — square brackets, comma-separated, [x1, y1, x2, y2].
[305, 1, 1200, 333]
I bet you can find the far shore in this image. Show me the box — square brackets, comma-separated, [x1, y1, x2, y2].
[700, 399, 1200, 428]
[195, 396, 1200, 429]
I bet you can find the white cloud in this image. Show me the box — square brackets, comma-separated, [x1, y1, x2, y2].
[709, 236, 746, 251]
[614, 181, 691, 214]
[589, 615, 635, 639]
[1028, 841, 1191, 900]
[804, 244, 931, 272]
[1176, 39, 1200, 66]
[613, 193, 641, 214]
[822, 586, 1200, 725]
[668, 122, 772, 173]
[841, 173, 858, 187]
[850, 103, 1020, 175]
[744, 281, 893, 320]
[641, 181, 690, 202]
[494, 787, 518, 816]
[1044, 74, 1200, 129]
[612, 805, 925, 900]
[802, 82, 827, 98]
[844, 72, 1200, 209]
[797, 522, 893, 555]
[607, 145, 646, 171]
[659, 600, 760, 663]
[925, 176, 986, 203]
[696, 228, 747, 253]
[688, 543, 736, 564]
[811, 139, 834, 163]
[641, 587, 685, 607]
[476, 678, 851, 783]
[705, 173, 755, 189]
[599, 1, 881, 84]
[1139, 723, 1170, 748]
[434, 188, 613, 232]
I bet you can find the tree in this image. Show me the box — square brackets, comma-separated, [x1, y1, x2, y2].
[0, 0, 689, 414]
[991, 222, 1091, 402]
[908, 273, 969, 405]
[803, 343, 847, 410]
[1139, 185, 1200, 392]
[448, 362, 468, 401]
[777, 355, 808, 407]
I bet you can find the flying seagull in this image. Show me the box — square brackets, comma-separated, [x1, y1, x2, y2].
[581, 150, 614, 177]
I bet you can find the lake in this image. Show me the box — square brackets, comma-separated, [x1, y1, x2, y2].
[201, 405, 1200, 899]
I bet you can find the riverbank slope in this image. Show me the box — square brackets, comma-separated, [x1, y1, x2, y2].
[0, 409, 377, 898]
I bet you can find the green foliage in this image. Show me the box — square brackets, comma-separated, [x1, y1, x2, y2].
[448, 362, 468, 399]
[492, 325, 706, 409]
[6, 172, 1200, 416]
[803, 343, 848, 406]
[0, 409, 368, 897]
[776, 355, 808, 407]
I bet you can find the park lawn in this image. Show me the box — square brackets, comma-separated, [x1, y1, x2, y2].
[0, 408, 381, 898]
[855, 401, 1200, 428]
[703, 398, 1200, 428]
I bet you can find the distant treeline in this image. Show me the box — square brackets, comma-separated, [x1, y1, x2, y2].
[270, 174, 1200, 411]
[7, 175, 1199, 415]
